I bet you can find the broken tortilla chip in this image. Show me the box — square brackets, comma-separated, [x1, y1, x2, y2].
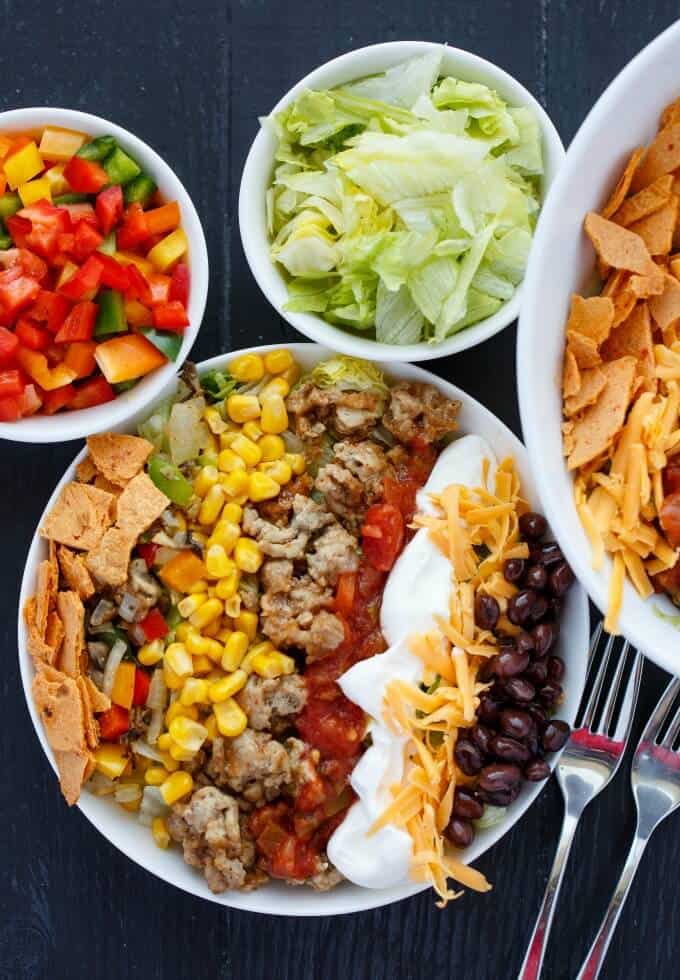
[35, 552, 59, 643]
[567, 356, 637, 470]
[54, 749, 93, 806]
[601, 148, 645, 218]
[628, 195, 678, 256]
[649, 273, 680, 332]
[629, 268, 665, 298]
[76, 676, 100, 751]
[660, 97, 680, 130]
[87, 433, 153, 487]
[116, 472, 169, 538]
[563, 348, 581, 398]
[57, 545, 95, 600]
[55, 591, 85, 679]
[612, 174, 674, 227]
[584, 212, 658, 275]
[601, 303, 655, 378]
[84, 675, 110, 715]
[566, 294, 614, 345]
[86, 526, 136, 588]
[564, 366, 607, 417]
[41, 482, 116, 551]
[631, 123, 680, 192]
[75, 455, 98, 484]
[567, 331, 601, 369]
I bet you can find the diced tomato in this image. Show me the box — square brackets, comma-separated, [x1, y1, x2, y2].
[152, 300, 189, 331]
[660, 492, 680, 549]
[15, 318, 51, 350]
[98, 704, 130, 741]
[361, 502, 405, 571]
[29, 290, 71, 334]
[97, 253, 131, 291]
[95, 184, 123, 235]
[0, 394, 22, 421]
[139, 607, 168, 642]
[0, 326, 19, 364]
[54, 301, 98, 343]
[56, 232, 75, 254]
[132, 668, 151, 707]
[117, 203, 149, 249]
[63, 155, 109, 194]
[124, 264, 152, 305]
[69, 375, 115, 410]
[0, 274, 41, 319]
[19, 383, 42, 416]
[42, 384, 76, 415]
[18, 200, 71, 229]
[137, 542, 159, 568]
[5, 214, 32, 249]
[334, 571, 357, 618]
[71, 220, 104, 263]
[0, 368, 25, 398]
[59, 254, 103, 300]
[13, 248, 49, 282]
[169, 261, 189, 306]
[63, 341, 97, 379]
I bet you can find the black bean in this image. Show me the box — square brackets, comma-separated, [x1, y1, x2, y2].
[527, 703, 548, 727]
[539, 542, 564, 566]
[503, 558, 526, 583]
[531, 621, 556, 657]
[495, 649, 530, 678]
[477, 657, 498, 684]
[491, 735, 532, 764]
[541, 720, 570, 753]
[539, 681, 562, 707]
[505, 676, 536, 703]
[454, 739, 484, 775]
[519, 512, 547, 540]
[547, 656, 565, 683]
[525, 758, 551, 781]
[452, 788, 484, 821]
[508, 589, 537, 626]
[499, 707, 534, 739]
[478, 694, 502, 725]
[478, 763, 522, 805]
[525, 564, 548, 591]
[470, 724, 494, 756]
[516, 630, 535, 656]
[444, 817, 475, 848]
[529, 594, 549, 623]
[475, 592, 500, 630]
[524, 660, 549, 686]
[549, 561, 575, 597]
[548, 597, 563, 621]
[526, 735, 540, 757]
[489, 682, 510, 703]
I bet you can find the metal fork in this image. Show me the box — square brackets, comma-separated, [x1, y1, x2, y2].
[517, 623, 643, 980]
[575, 675, 680, 980]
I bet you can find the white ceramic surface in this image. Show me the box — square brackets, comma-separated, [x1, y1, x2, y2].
[0, 107, 209, 444]
[18, 344, 589, 915]
[518, 20, 680, 678]
[239, 42, 565, 362]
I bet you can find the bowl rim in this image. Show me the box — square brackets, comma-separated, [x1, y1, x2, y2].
[518, 19, 680, 675]
[17, 343, 590, 915]
[238, 40, 565, 362]
[0, 105, 209, 444]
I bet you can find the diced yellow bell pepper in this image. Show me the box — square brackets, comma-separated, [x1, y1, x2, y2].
[94, 743, 129, 780]
[45, 164, 70, 197]
[18, 176, 52, 207]
[16, 348, 77, 391]
[38, 127, 87, 162]
[3, 141, 44, 189]
[114, 250, 155, 276]
[110, 661, 136, 709]
[147, 228, 188, 272]
[159, 550, 209, 594]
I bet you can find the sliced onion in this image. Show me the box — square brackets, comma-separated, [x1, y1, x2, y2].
[138, 786, 169, 827]
[145, 668, 168, 745]
[85, 771, 116, 797]
[118, 592, 140, 622]
[115, 782, 143, 804]
[473, 805, 507, 831]
[102, 639, 127, 697]
[282, 430, 303, 453]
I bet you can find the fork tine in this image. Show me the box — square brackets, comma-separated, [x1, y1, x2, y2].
[612, 650, 643, 742]
[580, 629, 616, 729]
[660, 694, 680, 749]
[637, 676, 680, 747]
[598, 640, 630, 735]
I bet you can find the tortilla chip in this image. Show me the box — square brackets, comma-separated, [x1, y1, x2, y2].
[32, 667, 86, 755]
[76, 676, 100, 750]
[116, 472, 169, 538]
[57, 545, 95, 600]
[75, 455, 98, 484]
[584, 212, 658, 275]
[660, 97, 680, 130]
[564, 366, 607, 417]
[84, 675, 111, 715]
[566, 294, 614, 344]
[87, 433, 153, 487]
[602, 269, 627, 297]
[671, 255, 680, 281]
[24, 597, 60, 664]
[35, 553, 58, 642]
[86, 526, 136, 588]
[649, 273, 680, 331]
[612, 175, 674, 227]
[41, 482, 116, 551]
[631, 124, 680, 192]
[601, 303, 655, 378]
[54, 749, 92, 805]
[94, 474, 123, 496]
[567, 357, 637, 470]
[45, 611, 65, 656]
[563, 348, 581, 398]
[567, 331, 601, 369]
[629, 268, 666, 297]
[55, 591, 85, 679]
[628, 195, 678, 256]
[601, 148, 645, 218]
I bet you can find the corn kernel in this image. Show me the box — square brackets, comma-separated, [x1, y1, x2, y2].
[261, 377, 290, 399]
[284, 452, 306, 476]
[251, 650, 296, 679]
[222, 630, 249, 671]
[94, 743, 129, 779]
[215, 566, 241, 600]
[157, 733, 173, 752]
[164, 642, 193, 678]
[234, 537, 263, 573]
[152, 816, 171, 849]
[204, 714, 219, 741]
[258, 434, 285, 462]
[205, 544, 232, 578]
[168, 743, 195, 762]
[282, 362, 301, 387]
[264, 349, 294, 374]
[242, 420, 263, 442]
[213, 698, 248, 737]
[217, 627, 234, 644]
[227, 393, 261, 423]
[159, 771, 194, 805]
[189, 597, 223, 630]
[185, 631, 223, 661]
[202, 617, 222, 638]
[207, 519, 240, 553]
[224, 595, 241, 618]
[199, 450, 219, 468]
[193, 465, 219, 497]
[198, 484, 225, 525]
[145, 766, 169, 786]
[231, 433, 262, 467]
[203, 406, 227, 434]
[248, 471, 280, 502]
[137, 638, 164, 666]
[222, 502, 243, 524]
[259, 459, 292, 486]
[192, 654, 214, 675]
[163, 662, 184, 690]
[209, 669, 248, 702]
[229, 352, 265, 383]
[188, 578, 209, 594]
[240, 640, 274, 673]
[165, 701, 199, 726]
[169, 716, 208, 753]
[260, 393, 288, 434]
[223, 469, 251, 498]
[177, 593, 208, 618]
[174, 622, 194, 643]
[235, 610, 258, 641]
[219, 430, 240, 450]
[158, 750, 180, 772]
[217, 447, 246, 474]
[180, 678, 210, 706]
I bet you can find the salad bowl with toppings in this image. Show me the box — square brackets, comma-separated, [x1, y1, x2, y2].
[239, 42, 564, 361]
[0, 107, 208, 443]
[18, 345, 588, 914]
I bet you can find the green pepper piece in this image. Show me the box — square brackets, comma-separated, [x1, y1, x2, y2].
[165, 604, 182, 630]
[103, 146, 141, 186]
[148, 454, 193, 507]
[0, 192, 21, 221]
[53, 192, 91, 205]
[98, 232, 117, 256]
[0, 224, 13, 250]
[113, 379, 138, 393]
[124, 174, 158, 206]
[96, 625, 130, 653]
[95, 289, 128, 338]
[140, 327, 182, 362]
[77, 135, 117, 161]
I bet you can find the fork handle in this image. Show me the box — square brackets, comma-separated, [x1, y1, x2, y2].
[575, 834, 648, 980]
[517, 811, 580, 980]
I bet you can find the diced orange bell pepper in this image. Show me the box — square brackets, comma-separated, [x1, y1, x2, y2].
[111, 660, 136, 709]
[94, 333, 166, 384]
[159, 550, 208, 593]
[16, 346, 77, 390]
[144, 201, 180, 236]
[38, 127, 87, 162]
[124, 299, 152, 328]
[63, 340, 97, 379]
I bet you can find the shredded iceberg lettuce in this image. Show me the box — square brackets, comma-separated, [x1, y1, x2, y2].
[265, 48, 543, 344]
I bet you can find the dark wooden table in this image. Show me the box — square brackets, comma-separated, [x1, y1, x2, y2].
[2, 3, 680, 978]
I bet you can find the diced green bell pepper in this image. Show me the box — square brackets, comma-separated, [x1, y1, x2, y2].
[0, 224, 13, 250]
[0, 192, 22, 221]
[95, 289, 128, 338]
[165, 604, 182, 631]
[98, 232, 117, 256]
[53, 192, 90, 205]
[103, 147, 141, 186]
[148, 454, 193, 507]
[140, 327, 182, 362]
[76, 135, 117, 161]
[124, 174, 157, 206]
[113, 379, 138, 393]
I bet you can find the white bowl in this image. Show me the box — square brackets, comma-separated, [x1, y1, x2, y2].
[0, 107, 209, 444]
[518, 21, 680, 676]
[18, 344, 589, 915]
[239, 41, 565, 363]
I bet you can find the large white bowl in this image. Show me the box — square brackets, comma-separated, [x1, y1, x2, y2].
[0, 107, 209, 444]
[518, 21, 680, 677]
[239, 42, 565, 362]
[18, 344, 589, 915]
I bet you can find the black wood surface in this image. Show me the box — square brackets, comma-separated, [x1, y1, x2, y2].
[1, 3, 679, 978]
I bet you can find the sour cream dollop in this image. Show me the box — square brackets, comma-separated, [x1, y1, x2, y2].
[327, 434, 497, 889]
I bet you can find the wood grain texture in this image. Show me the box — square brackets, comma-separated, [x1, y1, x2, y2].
[1, 2, 680, 978]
